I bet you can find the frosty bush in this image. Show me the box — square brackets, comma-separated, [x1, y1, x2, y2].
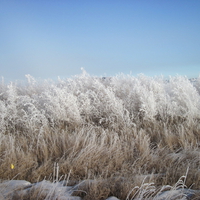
[166, 76, 200, 120]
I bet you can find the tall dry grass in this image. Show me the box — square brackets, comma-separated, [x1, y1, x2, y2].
[0, 72, 200, 199]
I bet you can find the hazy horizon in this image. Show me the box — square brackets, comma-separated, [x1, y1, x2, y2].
[1, 1, 200, 81]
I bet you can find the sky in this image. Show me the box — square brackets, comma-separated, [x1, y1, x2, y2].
[0, 0, 200, 82]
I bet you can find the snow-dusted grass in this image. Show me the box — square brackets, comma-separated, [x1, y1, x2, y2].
[1, 72, 200, 199]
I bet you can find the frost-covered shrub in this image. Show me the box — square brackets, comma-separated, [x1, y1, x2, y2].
[111, 74, 141, 118]
[111, 74, 169, 121]
[72, 73, 128, 128]
[41, 84, 82, 127]
[3, 83, 19, 133]
[166, 76, 200, 120]
[16, 95, 48, 133]
[0, 82, 48, 135]
[135, 75, 164, 120]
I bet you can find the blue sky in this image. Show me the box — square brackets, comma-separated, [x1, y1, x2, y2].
[0, 0, 200, 81]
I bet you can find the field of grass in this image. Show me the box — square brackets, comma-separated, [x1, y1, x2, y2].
[0, 72, 200, 199]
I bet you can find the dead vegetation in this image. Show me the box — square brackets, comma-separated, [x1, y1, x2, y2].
[0, 73, 200, 199]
